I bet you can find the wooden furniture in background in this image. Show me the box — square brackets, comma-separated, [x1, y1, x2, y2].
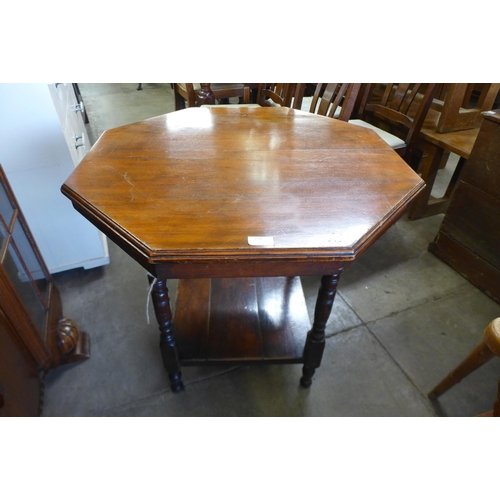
[431, 83, 500, 133]
[429, 110, 500, 305]
[256, 84, 306, 109]
[350, 83, 437, 168]
[199, 83, 307, 110]
[61, 107, 424, 393]
[428, 318, 500, 416]
[173, 83, 251, 110]
[408, 84, 500, 220]
[0, 165, 89, 416]
[408, 111, 479, 220]
[302, 83, 363, 121]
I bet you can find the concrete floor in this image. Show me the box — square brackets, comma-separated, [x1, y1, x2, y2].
[43, 83, 500, 416]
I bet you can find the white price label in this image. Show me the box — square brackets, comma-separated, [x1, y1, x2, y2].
[247, 236, 274, 246]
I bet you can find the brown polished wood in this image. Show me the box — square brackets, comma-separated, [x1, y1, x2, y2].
[429, 109, 500, 305]
[173, 276, 310, 363]
[62, 107, 425, 392]
[149, 276, 183, 392]
[301, 273, 341, 387]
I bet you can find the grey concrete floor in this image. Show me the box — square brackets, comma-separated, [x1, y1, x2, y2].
[43, 83, 500, 416]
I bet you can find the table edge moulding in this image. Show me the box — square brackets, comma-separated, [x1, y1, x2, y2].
[61, 107, 425, 393]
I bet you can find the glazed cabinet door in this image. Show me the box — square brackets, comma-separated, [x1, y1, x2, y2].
[0, 165, 90, 416]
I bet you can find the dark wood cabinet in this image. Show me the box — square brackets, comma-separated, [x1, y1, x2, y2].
[429, 109, 500, 305]
[0, 165, 89, 416]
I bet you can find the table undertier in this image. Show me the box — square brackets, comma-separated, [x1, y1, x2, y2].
[173, 276, 312, 365]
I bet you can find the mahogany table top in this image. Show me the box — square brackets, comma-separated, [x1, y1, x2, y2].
[62, 107, 424, 274]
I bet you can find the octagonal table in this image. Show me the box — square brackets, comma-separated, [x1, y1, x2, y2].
[61, 107, 424, 392]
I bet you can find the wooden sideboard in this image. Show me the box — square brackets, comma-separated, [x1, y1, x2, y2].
[429, 109, 500, 304]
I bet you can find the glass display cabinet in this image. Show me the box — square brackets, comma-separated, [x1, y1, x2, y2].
[0, 164, 89, 416]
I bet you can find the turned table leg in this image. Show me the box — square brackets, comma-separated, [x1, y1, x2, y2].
[149, 276, 184, 392]
[301, 273, 341, 388]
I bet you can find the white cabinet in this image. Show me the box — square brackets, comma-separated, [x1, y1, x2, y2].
[0, 83, 109, 273]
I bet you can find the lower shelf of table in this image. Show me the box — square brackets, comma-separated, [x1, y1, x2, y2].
[173, 276, 312, 365]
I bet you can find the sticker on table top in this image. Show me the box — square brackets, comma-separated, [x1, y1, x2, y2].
[248, 236, 274, 246]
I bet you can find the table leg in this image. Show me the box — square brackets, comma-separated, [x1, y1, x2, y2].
[301, 273, 341, 388]
[149, 276, 184, 392]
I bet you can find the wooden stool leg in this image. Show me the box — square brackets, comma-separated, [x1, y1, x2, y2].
[149, 276, 184, 393]
[428, 341, 494, 399]
[477, 379, 500, 417]
[493, 378, 500, 416]
[300, 273, 341, 388]
[429, 318, 500, 414]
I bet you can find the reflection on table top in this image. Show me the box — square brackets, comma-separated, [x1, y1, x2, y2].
[62, 107, 424, 267]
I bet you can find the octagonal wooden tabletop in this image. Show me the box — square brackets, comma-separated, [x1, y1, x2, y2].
[62, 107, 424, 267]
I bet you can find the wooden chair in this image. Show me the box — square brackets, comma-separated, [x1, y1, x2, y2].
[256, 84, 306, 109]
[431, 83, 500, 133]
[349, 83, 438, 167]
[428, 318, 500, 416]
[301, 83, 364, 122]
[193, 84, 306, 110]
[404, 84, 499, 220]
[173, 83, 251, 110]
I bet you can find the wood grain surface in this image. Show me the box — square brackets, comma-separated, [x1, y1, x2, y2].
[62, 107, 424, 268]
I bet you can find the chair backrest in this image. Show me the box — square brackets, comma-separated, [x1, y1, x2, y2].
[174, 83, 198, 109]
[257, 84, 306, 109]
[358, 83, 437, 163]
[174, 83, 251, 109]
[307, 83, 363, 121]
[430, 83, 500, 133]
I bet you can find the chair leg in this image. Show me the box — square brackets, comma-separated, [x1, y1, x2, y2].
[428, 340, 495, 399]
[493, 378, 500, 416]
[174, 92, 186, 111]
[429, 318, 500, 399]
[477, 379, 500, 417]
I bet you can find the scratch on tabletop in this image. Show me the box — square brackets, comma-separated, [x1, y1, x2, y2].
[123, 172, 134, 186]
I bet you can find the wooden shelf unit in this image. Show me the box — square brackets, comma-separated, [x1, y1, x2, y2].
[173, 277, 311, 365]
